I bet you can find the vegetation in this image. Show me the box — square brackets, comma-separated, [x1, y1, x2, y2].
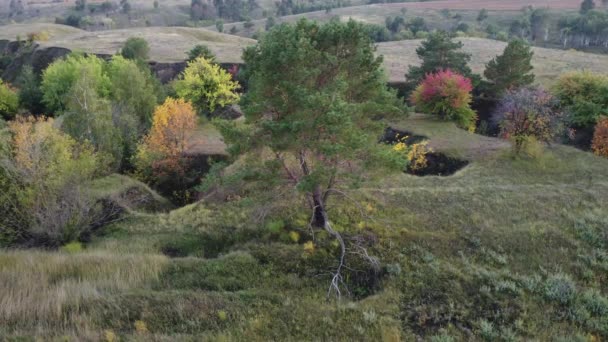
[405, 31, 475, 94]
[174, 57, 240, 115]
[120, 37, 150, 62]
[0, 80, 18, 120]
[410, 69, 477, 130]
[552, 71, 608, 130]
[187, 44, 216, 62]
[592, 116, 608, 157]
[0, 116, 100, 246]
[134, 98, 197, 202]
[484, 39, 535, 97]
[3, 7, 608, 342]
[493, 87, 565, 155]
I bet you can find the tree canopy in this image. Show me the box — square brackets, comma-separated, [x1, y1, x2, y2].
[484, 39, 535, 97]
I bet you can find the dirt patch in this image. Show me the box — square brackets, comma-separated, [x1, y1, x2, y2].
[407, 152, 469, 177]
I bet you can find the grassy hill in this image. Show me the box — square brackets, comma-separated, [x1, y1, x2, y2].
[0, 24, 255, 63]
[378, 37, 608, 85]
[2, 115, 607, 340]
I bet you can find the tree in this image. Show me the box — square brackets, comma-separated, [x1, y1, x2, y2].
[121, 37, 150, 61]
[0, 116, 99, 246]
[62, 70, 123, 171]
[216, 19, 405, 297]
[580, 0, 595, 13]
[133, 98, 197, 201]
[530, 8, 549, 42]
[173, 57, 240, 115]
[17, 66, 44, 115]
[265, 16, 276, 31]
[153, 0, 159, 9]
[592, 117, 608, 157]
[404, 31, 474, 95]
[484, 39, 535, 97]
[190, 0, 216, 20]
[492, 87, 564, 154]
[0, 79, 19, 120]
[477, 8, 488, 22]
[410, 69, 477, 130]
[552, 71, 608, 130]
[41, 53, 110, 114]
[215, 19, 224, 32]
[120, 0, 131, 13]
[187, 44, 215, 62]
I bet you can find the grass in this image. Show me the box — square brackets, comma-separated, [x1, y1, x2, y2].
[379, 37, 608, 85]
[1, 115, 608, 340]
[0, 24, 256, 63]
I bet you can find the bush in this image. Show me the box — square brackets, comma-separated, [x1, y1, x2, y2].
[410, 69, 477, 130]
[120, 37, 150, 61]
[492, 87, 565, 155]
[0, 116, 101, 246]
[187, 44, 215, 62]
[0, 79, 18, 120]
[173, 57, 240, 115]
[552, 71, 608, 129]
[591, 116, 608, 157]
[544, 273, 576, 305]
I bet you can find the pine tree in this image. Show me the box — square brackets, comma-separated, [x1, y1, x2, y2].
[484, 39, 535, 97]
[404, 31, 474, 94]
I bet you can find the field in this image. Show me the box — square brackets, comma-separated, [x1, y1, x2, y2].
[2, 114, 607, 340]
[378, 37, 608, 85]
[0, 24, 256, 63]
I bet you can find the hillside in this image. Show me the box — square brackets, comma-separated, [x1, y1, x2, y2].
[2, 115, 607, 340]
[378, 37, 608, 85]
[0, 24, 255, 63]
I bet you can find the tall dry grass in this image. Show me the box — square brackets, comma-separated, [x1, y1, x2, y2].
[0, 250, 167, 330]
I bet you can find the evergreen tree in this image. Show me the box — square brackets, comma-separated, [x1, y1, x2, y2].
[404, 31, 474, 94]
[484, 39, 534, 97]
[477, 8, 488, 22]
[17, 66, 44, 115]
[580, 0, 595, 14]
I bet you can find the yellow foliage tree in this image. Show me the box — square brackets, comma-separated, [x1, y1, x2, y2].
[174, 57, 240, 115]
[592, 116, 608, 157]
[134, 98, 197, 182]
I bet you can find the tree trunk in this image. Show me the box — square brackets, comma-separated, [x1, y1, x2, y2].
[311, 186, 328, 228]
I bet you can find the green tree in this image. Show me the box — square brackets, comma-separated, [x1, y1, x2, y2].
[580, 0, 595, 13]
[404, 31, 474, 94]
[552, 71, 608, 129]
[121, 37, 150, 61]
[477, 8, 488, 22]
[484, 39, 535, 97]
[173, 57, 240, 115]
[16, 65, 44, 115]
[0, 79, 18, 120]
[215, 19, 224, 32]
[213, 20, 406, 297]
[187, 44, 215, 62]
[62, 70, 123, 170]
[41, 53, 110, 114]
[217, 19, 405, 230]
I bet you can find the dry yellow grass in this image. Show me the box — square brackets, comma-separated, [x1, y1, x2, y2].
[377, 37, 608, 85]
[0, 250, 167, 329]
[0, 24, 255, 63]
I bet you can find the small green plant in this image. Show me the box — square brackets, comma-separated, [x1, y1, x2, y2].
[60, 241, 83, 253]
[544, 273, 576, 305]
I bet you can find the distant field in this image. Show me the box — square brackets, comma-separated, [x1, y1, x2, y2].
[378, 37, 608, 85]
[0, 24, 255, 63]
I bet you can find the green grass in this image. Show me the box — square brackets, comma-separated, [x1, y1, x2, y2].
[1, 115, 608, 340]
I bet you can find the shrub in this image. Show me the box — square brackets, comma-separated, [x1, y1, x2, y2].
[0, 116, 100, 246]
[187, 44, 215, 62]
[552, 71, 608, 129]
[544, 273, 576, 305]
[492, 87, 565, 155]
[591, 116, 608, 157]
[410, 69, 477, 130]
[173, 57, 240, 115]
[120, 37, 150, 61]
[0, 79, 18, 120]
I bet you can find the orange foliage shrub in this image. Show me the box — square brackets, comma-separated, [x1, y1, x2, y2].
[592, 117, 608, 157]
